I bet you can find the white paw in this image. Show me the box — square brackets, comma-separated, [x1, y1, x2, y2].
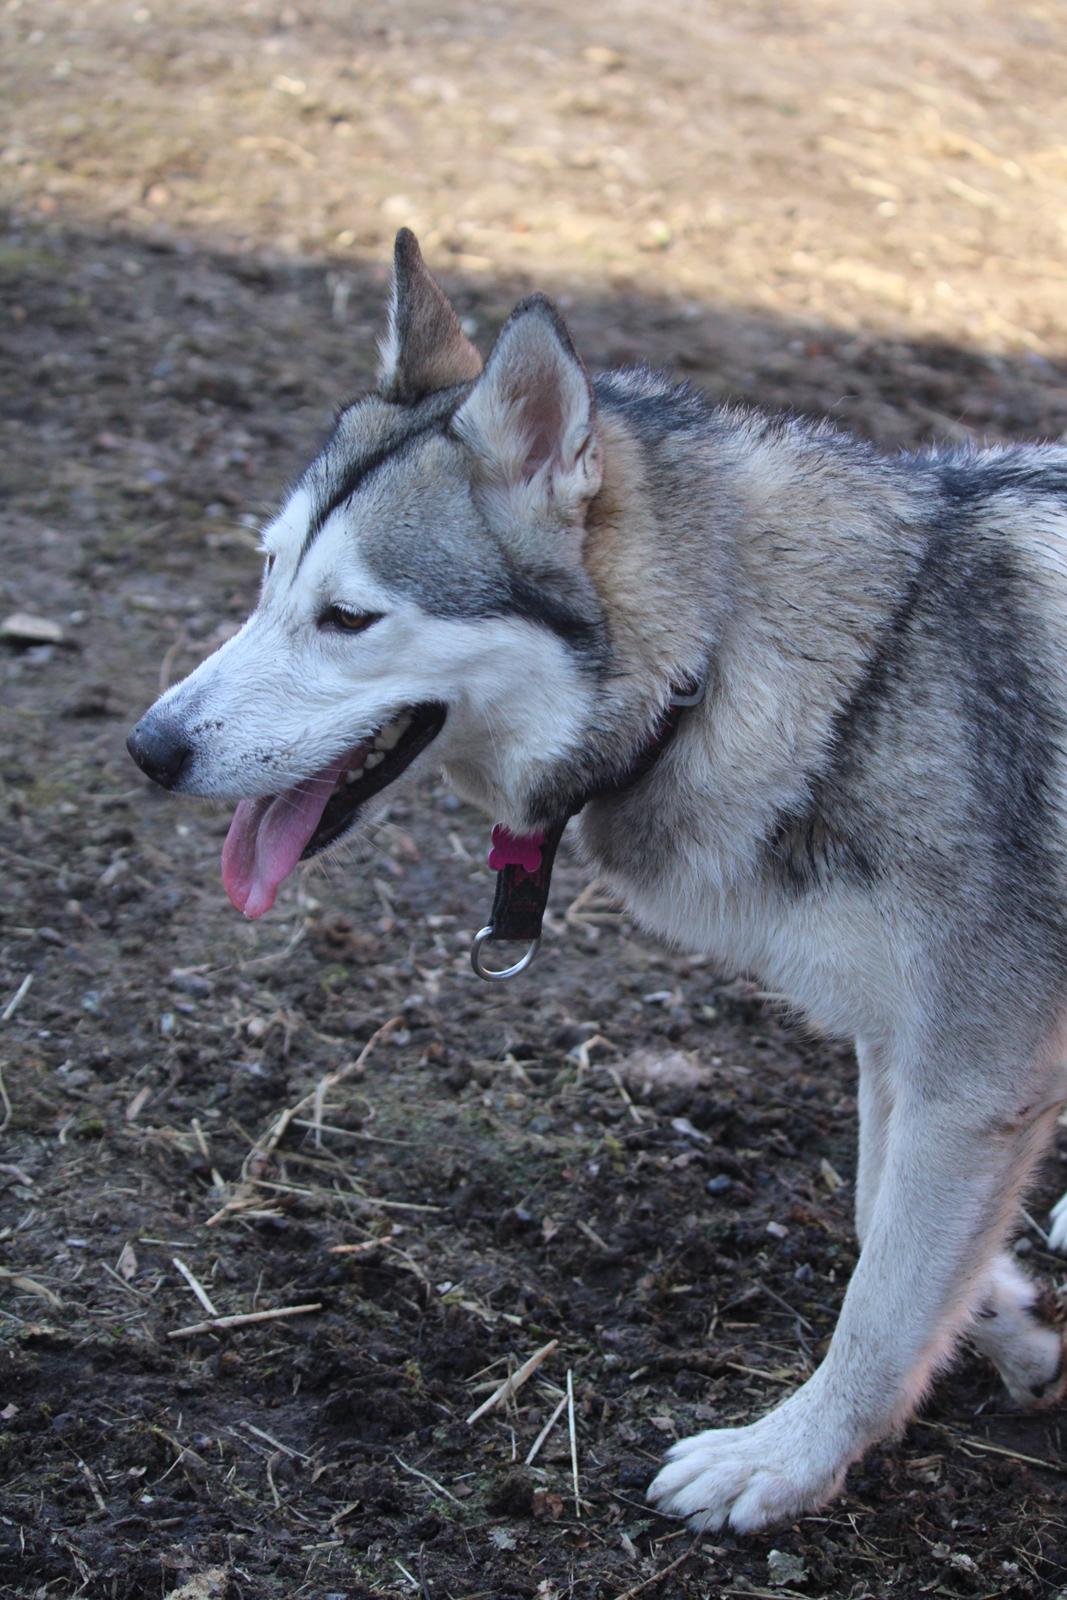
[647, 1400, 852, 1533]
[969, 1252, 1065, 1408]
[1049, 1192, 1067, 1254]
[993, 1319, 1066, 1409]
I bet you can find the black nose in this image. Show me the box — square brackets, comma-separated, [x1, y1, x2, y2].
[127, 716, 193, 790]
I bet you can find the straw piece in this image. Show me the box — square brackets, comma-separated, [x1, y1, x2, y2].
[167, 1302, 321, 1339]
[466, 1339, 559, 1425]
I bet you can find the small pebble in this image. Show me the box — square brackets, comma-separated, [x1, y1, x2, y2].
[706, 1174, 733, 1195]
[1, 611, 66, 646]
[170, 972, 212, 998]
[767, 1549, 807, 1586]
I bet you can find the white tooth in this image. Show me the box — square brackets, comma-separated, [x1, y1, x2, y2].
[345, 770, 362, 785]
[365, 750, 385, 768]
[377, 722, 403, 751]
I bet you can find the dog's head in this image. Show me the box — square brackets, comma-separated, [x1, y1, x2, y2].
[128, 231, 625, 918]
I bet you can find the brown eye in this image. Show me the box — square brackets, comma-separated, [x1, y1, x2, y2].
[320, 604, 383, 635]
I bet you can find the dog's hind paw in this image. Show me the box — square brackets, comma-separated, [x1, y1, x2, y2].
[996, 1316, 1066, 1410]
[970, 1253, 1066, 1407]
[647, 1407, 850, 1534]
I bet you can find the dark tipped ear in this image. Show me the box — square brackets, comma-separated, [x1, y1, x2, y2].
[452, 295, 601, 518]
[378, 229, 482, 402]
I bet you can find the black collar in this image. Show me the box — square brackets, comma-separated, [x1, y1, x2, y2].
[471, 674, 706, 980]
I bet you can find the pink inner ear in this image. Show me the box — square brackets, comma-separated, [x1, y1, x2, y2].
[518, 382, 563, 479]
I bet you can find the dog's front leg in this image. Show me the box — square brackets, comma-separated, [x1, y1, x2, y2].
[648, 1073, 1062, 1533]
[854, 1037, 892, 1243]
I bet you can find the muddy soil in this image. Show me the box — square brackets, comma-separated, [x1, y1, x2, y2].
[2, 3, 1067, 1597]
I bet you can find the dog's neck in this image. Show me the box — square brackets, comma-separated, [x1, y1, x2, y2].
[582, 408, 731, 697]
[576, 392, 928, 895]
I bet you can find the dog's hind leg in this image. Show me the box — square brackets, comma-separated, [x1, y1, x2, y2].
[648, 1046, 1064, 1534]
[857, 1042, 1063, 1407]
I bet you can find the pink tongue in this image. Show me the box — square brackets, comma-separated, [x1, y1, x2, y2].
[222, 756, 349, 919]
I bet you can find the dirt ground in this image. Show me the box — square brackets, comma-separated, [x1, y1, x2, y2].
[3, 2, 1067, 1597]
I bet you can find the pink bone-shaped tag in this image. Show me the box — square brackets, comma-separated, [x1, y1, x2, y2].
[487, 825, 544, 874]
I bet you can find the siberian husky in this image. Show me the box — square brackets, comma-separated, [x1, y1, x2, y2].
[129, 230, 1067, 1532]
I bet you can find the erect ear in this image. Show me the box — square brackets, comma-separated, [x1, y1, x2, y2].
[378, 229, 483, 401]
[452, 295, 602, 521]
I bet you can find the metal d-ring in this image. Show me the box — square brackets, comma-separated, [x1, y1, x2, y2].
[470, 926, 540, 982]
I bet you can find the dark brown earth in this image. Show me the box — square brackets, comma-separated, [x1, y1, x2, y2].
[3, 3, 1067, 1597]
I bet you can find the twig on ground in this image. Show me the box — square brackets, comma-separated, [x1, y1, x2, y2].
[576, 1218, 614, 1253]
[329, 1234, 394, 1255]
[720, 1588, 810, 1599]
[124, 1086, 151, 1123]
[76, 1457, 108, 1515]
[756, 1277, 815, 1333]
[524, 1392, 569, 1465]
[1, 973, 33, 1024]
[172, 1256, 219, 1317]
[393, 1452, 466, 1507]
[291, 1117, 410, 1146]
[167, 1302, 322, 1339]
[567, 1368, 580, 1518]
[466, 1338, 559, 1425]
[242, 1421, 310, 1460]
[914, 1418, 1067, 1473]
[205, 1015, 402, 1226]
[564, 880, 624, 928]
[237, 920, 307, 970]
[606, 1064, 644, 1124]
[0, 1162, 34, 1187]
[0, 1266, 62, 1308]
[722, 1361, 797, 1385]
[612, 1535, 703, 1598]
[571, 1033, 616, 1075]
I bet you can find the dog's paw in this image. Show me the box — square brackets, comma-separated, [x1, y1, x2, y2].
[647, 1406, 850, 1533]
[995, 1316, 1066, 1409]
[983, 1298, 1066, 1409]
[970, 1254, 1066, 1408]
[1049, 1193, 1067, 1254]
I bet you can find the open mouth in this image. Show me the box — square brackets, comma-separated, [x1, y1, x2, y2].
[221, 702, 446, 919]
